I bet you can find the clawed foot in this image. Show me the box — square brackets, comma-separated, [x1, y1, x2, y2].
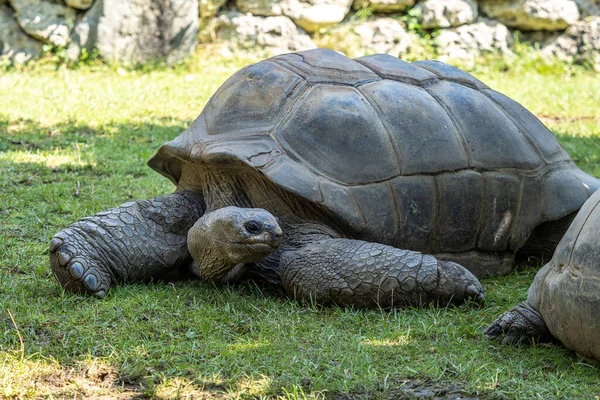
[437, 260, 485, 305]
[484, 302, 552, 345]
[50, 223, 113, 298]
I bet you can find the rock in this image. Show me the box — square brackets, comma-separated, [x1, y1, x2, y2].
[543, 16, 600, 70]
[480, 0, 580, 31]
[316, 18, 414, 58]
[69, 0, 198, 64]
[291, 3, 351, 32]
[65, 0, 94, 10]
[352, 0, 414, 13]
[208, 11, 316, 55]
[236, 0, 353, 32]
[414, 0, 478, 29]
[0, 4, 43, 63]
[236, 0, 284, 16]
[9, 0, 77, 46]
[435, 18, 513, 64]
[199, 0, 227, 19]
[572, 0, 600, 17]
[199, 0, 227, 33]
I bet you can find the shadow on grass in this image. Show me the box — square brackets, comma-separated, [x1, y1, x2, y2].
[0, 114, 186, 154]
[0, 115, 185, 210]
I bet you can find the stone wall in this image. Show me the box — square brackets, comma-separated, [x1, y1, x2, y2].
[1, 0, 199, 64]
[1, 0, 599, 69]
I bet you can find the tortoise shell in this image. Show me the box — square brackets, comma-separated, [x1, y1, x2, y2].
[149, 48, 597, 276]
[530, 190, 600, 360]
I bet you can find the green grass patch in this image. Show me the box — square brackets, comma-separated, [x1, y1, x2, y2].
[1, 52, 599, 399]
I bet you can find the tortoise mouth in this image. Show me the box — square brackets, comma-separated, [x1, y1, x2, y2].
[243, 243, 280, 251]
[237, 241, 281, 252]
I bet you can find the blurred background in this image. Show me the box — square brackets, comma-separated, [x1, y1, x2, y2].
[0, 0, 599, 69]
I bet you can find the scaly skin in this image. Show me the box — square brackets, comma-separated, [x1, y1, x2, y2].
[50, 191, 205, 298]
[280, 238, 484, 308]
[484, 301, 553, 344]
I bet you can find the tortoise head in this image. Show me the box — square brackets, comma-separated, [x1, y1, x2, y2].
[187, 207, 283, 280]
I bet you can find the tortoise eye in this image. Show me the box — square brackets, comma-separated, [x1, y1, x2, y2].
[244, 221, 263, 235]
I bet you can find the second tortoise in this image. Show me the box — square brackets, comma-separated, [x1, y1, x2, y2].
[486, 189, 600, 361]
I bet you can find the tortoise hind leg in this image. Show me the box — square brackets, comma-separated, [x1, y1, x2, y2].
[50, 191, 205, 298]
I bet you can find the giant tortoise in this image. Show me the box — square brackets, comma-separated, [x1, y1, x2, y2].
[49, 49, 599, 308]
[485, 189, 600, 361]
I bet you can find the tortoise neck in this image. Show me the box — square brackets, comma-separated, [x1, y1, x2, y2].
[187, 219, 235, 282]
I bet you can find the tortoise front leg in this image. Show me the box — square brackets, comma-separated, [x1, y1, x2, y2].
[279, 238, 484, 308]
[50, 191, 205, 298]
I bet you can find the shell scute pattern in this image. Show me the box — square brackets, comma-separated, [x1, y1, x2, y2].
[477, 172, 522, 251]
[434, 170, 484, 252]
[358, 79, 468, 175]
[271, 49, 380, 86]
[180, 49, 575, 184]
[425, 80, 542, 170]
[274, 84, 401, 185]
[389, 176, 436, 252]
[542, 167, 590, 220]
[482, 89, 570, 164]
[355, 54, 438, 85]
[202, 60, 305, 137]
[265, 50, 567, 184]
[413, 60, 489, 90]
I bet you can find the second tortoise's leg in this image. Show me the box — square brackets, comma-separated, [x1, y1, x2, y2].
[279, 238, 484, 308]
[485, 263, 553, 344]
[484, 302, 552, 344]
[50, 191, 205, 298]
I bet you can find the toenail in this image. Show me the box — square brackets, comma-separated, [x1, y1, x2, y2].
[466, 285, 478, 295]
[49, 238, 63, 252]
[84, 274, 98, 291]
[69, 262, 84, 279]
[58, 251, 72, 266]
[95, 289, 106, 298]
[55, 231, 69, 241]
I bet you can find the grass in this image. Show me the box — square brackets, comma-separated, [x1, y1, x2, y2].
[1, 51, 600, 399]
